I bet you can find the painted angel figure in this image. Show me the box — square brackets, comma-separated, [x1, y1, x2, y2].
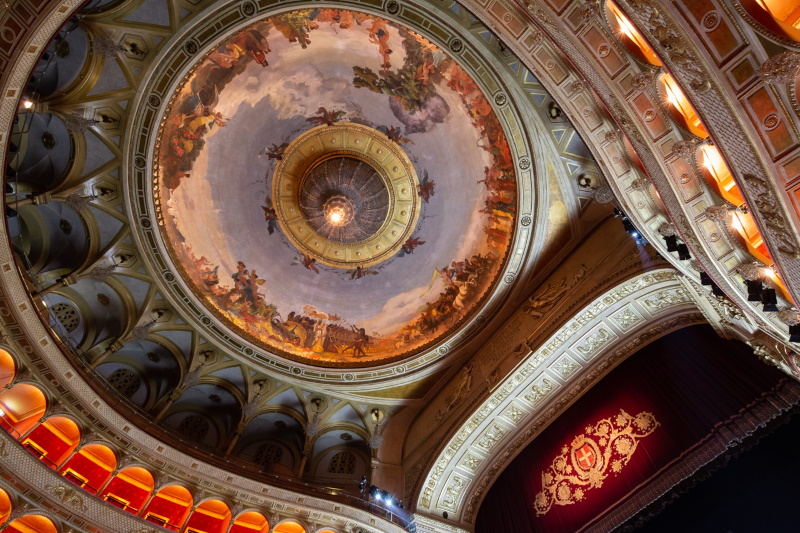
[261, 196, 279, 235]
[418, 170, 436, 203]
[347, 266, 378, 280]
[307, 106, 346, 126]
[377, 125, 413, 145]
[292, 254, 319, 274]
[398, 236, 425, 256]
[258, 142, 288, 160]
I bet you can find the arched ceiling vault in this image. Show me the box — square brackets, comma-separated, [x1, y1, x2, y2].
[1, 0, 800, 532]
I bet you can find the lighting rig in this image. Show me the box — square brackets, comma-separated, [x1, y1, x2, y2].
[613, 208, 648, 245]
[366, 484, 404, 509]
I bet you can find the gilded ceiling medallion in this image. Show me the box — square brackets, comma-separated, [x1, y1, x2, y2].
[272, 123, 420, 268]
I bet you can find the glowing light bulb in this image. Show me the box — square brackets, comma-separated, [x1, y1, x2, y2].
[329, 211, 343, 223]
[764, 267, 775, 277]
[22, 100, 33, 109]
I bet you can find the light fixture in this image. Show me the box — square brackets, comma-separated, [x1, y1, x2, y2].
[381, 490, 391, 503]
[761, 288, 778, 312]
[711, 283, 725, 297]
[677, 244, 691, 260]
[663, 235, 679, 252]
[746, 280, 763, 302]
[700, 271, 712, 285]
[22, 100, 33, 109]
[369, 485, 379, 499]
[789, 324, 800, 343]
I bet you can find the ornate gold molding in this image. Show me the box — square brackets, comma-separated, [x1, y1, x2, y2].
[273, 123, 420, 268]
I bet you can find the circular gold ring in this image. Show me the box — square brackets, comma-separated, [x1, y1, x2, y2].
[272, 122, 421, 268]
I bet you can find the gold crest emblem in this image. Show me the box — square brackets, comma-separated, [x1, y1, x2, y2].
[534, 409, 659, 516]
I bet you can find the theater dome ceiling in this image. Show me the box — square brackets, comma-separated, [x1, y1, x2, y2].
[153, 8, 517, 367]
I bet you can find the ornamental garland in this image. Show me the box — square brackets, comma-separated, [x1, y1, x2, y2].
[534, 409, 659, 516]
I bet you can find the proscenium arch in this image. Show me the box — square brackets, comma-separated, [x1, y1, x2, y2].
[413, 268, 706, 526]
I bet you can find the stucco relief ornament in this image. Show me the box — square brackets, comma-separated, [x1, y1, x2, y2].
[305, 413, 320, 437]
[759, 51, 800, 84]
[735, 262, 766, 281]
[368, 433, 383, 449]
[631, 71, 654, 91]
[592, 185, 614, 204]
[47, 484, 88, 511]
[630, 178, 648, 191]
[63, 113, 100, 133]
[130, 321, 155, 342]
[704, 204, 732, 222]
[578, 2, 599, 24]
[87, 263, 117, 284]
[91, 34, 128, 58]
[533, 410, 659, 516]
[604, 130, 621, 143]
[777, 309, 800, 327]
[670, 140, 696, 159]
[657, 222, 676, 237]
[181, 366, 202, 388]
[742, 174, 799, 257]
[64, 192, 96, 211]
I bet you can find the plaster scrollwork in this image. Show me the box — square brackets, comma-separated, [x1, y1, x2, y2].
[576, 328, 616, 358]
[524, 378, 554, 406]
[475, 423, 509, 453]
[627, 0, 711, 93]
[631, 70, 656, 91]
[741, 174, 799, 258]
[759, 51, 800, 85]
[578, 1, 600, 25]
[438, 474, 469, 512]
[47, 484, 88, 511]
[642, 288, 688, 310]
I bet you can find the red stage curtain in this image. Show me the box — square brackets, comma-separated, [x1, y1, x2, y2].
[475, 325, 788, 533]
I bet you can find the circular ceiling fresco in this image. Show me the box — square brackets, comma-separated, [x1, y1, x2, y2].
[154, 8, 517, 367]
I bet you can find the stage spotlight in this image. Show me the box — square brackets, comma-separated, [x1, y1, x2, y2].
[663, 235, 679, 252]
[369, 485, 379, 499]
[789, 324, 800, 343]
[700, 272, 712, 285]
[677, 244, 691, 260]
[711, 283, 725, 297]
[381, 491, 391, 504]
[761, 288, 778, 312]
[746, 280, 763, 302]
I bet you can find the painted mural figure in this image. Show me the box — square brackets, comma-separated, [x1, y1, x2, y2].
[345, 327, 369, 358]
